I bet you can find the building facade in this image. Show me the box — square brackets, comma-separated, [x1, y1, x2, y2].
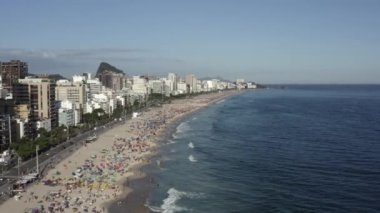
[55, 79, 86, 118]
[56, 80, 86, 103]
[185, 74, 197, 93]
[168, 73, 177, 93]
[0, 60, 28, 92]
[16, 77, 58, 134]
[98, 71, 124, 91]
[132, 76, 149, 95]
[149, 80, 164, 94]
[0, 114, 11, 147]
[58, 108, 74, 127]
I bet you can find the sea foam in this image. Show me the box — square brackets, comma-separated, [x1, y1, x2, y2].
[167, 139, 176, 144]
[144, 202, 164, 212]
[216, 99, 225, 104]
[188, 142, 194, 149]
[171, 134, 179, 139]
[160, 188, 205, 213]
[188, 155, 197, 162]
[176, 122, 190, 134]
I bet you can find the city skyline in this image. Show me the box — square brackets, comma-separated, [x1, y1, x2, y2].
[1, 0, 380, 83]
[0, 58, 247, 150]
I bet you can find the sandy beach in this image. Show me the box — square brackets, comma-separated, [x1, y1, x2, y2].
[0, 90, 239, 213]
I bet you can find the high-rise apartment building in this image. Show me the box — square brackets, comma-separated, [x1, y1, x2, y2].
[132, 76, 149, 95]
[15, 77, 57, 134]
[0, 114, 11, 147]
[149, 80, 164, 94]
[0, 99, 14, 147]
[0, 60, 28, 91]
[55, 80, 86, 107]
[12, 83, 32, 139]
[98, 71, 124, 91]
[55, 80, 86, 124]
[185, 74, 197, 93]
[168, 73, 178, 92]
[87, 79, 102, 96]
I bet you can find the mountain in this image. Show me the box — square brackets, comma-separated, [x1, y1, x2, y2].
[95, 62, 124, 76]
[29, 73, 67, 81]
[47, 74, 67, 81]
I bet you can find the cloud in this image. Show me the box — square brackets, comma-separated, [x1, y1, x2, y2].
[0, 48, 185, 63]
[0, 48, 147, 60]
[0, 48, 186, 77]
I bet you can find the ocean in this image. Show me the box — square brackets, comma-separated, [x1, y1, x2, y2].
[145, 85, 380, 213]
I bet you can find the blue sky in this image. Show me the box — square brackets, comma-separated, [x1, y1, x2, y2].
[1, 0, 379, 83]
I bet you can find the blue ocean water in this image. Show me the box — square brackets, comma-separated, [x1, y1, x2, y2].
[146, 85, 380, 213]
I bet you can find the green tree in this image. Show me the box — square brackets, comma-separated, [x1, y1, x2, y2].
[133, 100, 140, 111]
[37, 128, 50, 137]
[35, 136, 49, 152]
[112, 105, 124, 118]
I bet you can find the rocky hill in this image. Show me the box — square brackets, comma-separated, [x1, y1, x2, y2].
[95, 62, 124, 77]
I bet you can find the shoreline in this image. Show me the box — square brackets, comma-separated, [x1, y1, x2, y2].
[0, 90, 242, 213]
[107, 90, 243, 213]
[106, 107, 192, 213]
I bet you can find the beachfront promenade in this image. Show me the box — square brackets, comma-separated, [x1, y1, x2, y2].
[0, 91, 239, 213]
[0, 119, 123, 199]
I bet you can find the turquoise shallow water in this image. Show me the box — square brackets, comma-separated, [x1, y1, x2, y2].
[146, 85, 380, 213]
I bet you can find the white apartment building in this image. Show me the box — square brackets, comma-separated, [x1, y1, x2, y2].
[72, 75, 86, 83]
[14, 118, 27, 141]
[185, 74, 197, 93]
[177, 82, 188, 94]
[36, 119, 51, 132]
[86, 93, 115, 115]
[87, 78, 102, 96]
[56, 79, 86, 107]
[58, 100, 81, 126]
[58, 108, 74, 127]
[168, 73, 177, 92]
[132, 76, 149, 95]
[148, 79, 164, 94]
[164, 79, 174, 96]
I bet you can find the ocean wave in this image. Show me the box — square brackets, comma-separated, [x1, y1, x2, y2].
[160, 188, 205, 213]
[167, 139, 176, 144]
[188, 142, 194, 149]
[145, 203, 164, 212]
[188, 155, 197, 162]
[176, 122, 191, 134]
[172, 133, 179, 139]
[216, 99, 225, 104]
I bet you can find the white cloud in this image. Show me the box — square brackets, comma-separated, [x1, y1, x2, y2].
[0, 48, 186, 78]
